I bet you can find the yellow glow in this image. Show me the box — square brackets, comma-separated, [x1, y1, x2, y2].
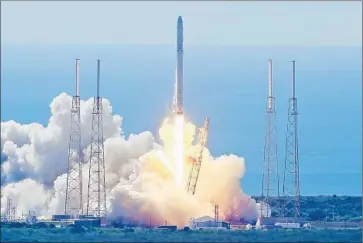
[173, 114, 184, 185]
[157, 114, 191, 186]
[154, 150, 176, 180]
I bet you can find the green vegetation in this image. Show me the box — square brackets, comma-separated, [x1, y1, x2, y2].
[252, 195, 362, 221]
[1, 227, 362, 242]
[1, 196, 361, 242]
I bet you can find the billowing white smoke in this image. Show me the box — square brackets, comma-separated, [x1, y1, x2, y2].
[256, 202, 272, 218]
[1, 93, 121, 187]
[1, 93, 258, 226]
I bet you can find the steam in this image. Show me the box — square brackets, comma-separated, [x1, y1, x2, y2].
[1, 93, 258, 226]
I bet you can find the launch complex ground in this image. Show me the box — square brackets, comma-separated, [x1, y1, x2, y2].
[1, 16, 362, 237]
[1, 223, 362, 243]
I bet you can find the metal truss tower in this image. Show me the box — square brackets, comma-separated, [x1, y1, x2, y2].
[11, 203, 17, 221]
[261, 59, 280, 217]
[6, 198, 17, 221]
[186, 118, 210, 195]
[7, 198, 12, 221]
[65, 59, 83, 217]
[282, 61, 300, 218]
[213, 202, 219, 223]
[87, 60, 107, 217]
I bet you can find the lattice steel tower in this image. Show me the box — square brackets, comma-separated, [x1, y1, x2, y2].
[282, 61, 300, 218]
[65, 59, 83, 217]
[87, 60, 107, 217]
[186, 118, 210, 195]
[213, 202, 219, 223]
[7, 197, 13, 221]
[7, 198, 17, 221]
[261, 59, 280, 217]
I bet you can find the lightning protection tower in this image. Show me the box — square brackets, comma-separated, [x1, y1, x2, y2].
[11, 204, 17, 221]
[7, 197, 12, 221]
[261, 59, 280, 217]
[282, 61, 300, 218]
[65, 59, 83, 217]
[87, 60, 107, 217]
[214, 202, 219, 223]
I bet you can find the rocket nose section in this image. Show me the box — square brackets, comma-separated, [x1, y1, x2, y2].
[178, 16, 183, 24]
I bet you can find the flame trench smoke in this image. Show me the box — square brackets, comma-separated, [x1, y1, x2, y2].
[1, 93, 259, 227]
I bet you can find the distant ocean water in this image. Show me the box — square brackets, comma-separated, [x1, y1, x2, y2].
[1, 44, 362, 196]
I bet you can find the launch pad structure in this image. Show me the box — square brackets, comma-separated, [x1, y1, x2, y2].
[64, 59, 107, 219]
[7, 197, 17, 222]
[65, 59, 83, 217]
[261, 59, 280, 217]
[186, 118, 210, 195]
[282, 61, 300, 219]
[87, 60, 107, 217]
[214, 202, 219, 223]
[259, 60, 301, 227]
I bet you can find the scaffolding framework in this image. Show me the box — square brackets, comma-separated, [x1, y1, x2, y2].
[87, 60, 107, 217]
[186, 118, 210, 195]
[261, 59, 280, 217]
[65, 59, 83, 217]
[7, 198, 11, 221]
[11, 204, 17, 221]
[6, 198, 17, 221]
[6, 198, 16, 221]
[214, 202, 219, 223]
[282, 61, 300, 218]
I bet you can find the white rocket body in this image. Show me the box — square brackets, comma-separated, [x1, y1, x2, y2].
[173, 16, 184, 115]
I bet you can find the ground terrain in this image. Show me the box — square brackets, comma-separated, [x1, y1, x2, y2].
[1, 196, 362, 242]
[1, 226, 362, 242]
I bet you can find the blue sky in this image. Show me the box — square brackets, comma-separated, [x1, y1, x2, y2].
[1, 2, 362, 195]
[1, 1, 361, 46]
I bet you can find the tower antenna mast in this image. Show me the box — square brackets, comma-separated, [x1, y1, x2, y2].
[87, 60, 107, 217]
[282, 61, 300, 219]
[261, 59, 280, 217]
[65, 59, 83, 217]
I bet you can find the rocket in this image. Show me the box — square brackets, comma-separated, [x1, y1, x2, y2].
[172, 16, 184, 115]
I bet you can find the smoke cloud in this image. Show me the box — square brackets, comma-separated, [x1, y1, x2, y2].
[1, 93, 258, 226]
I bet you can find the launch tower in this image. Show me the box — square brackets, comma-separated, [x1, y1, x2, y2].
[186, 118, 210, 195]
[65, 59, 83, 217]
[282, 61, 300, 218]
[86, 60, 107, 217]
[7, 198, 11, 221]
[7, 197, 17, 221]
[261, 59, 280, 217]
[214, 202, 219, 223]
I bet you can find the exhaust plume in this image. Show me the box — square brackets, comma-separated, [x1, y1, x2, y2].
[1, 93, 258, 226]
